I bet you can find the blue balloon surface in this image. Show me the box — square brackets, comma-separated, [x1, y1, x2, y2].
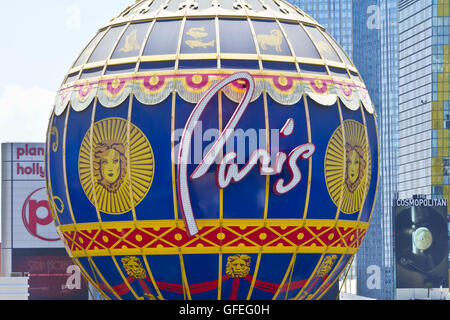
[46, 0, 378, 300]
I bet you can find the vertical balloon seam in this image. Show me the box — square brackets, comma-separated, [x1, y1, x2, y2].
[111, 255, 142, 299]
[217, 89, 224, 300]
[75, 256, 107, 300]
[142, 255, 165, 300]
[215, 16, 221, 70]
[63, 106, 78, 225]
[282, 252, 298, 300]
[89, 256, 121, 300]
[290, 93, 312, 300]
[335, 254, 356, 300]
[312, 98, 348, 297]
[127, 92, 138, 221]
[78, 257, 103, 299]
[314, 100, 370, 300]
[45, 113, 62, 227]
[310, 254, 347, 300]
[302, 93, 312, 220]
[132, 20, 159, 301]
[88, 97, 103, 223]
[366, 109, 380, 226]
[333, 98, 347, 221]
[272, 252, 296, 300]
[355, 100, 371, 235]
[245, 15, 264, 301]
[293, 252, 325, 300]
[306, 98, 347, 299]
[175, 15, 193, 300]
[97, 24, 133, 298]
[305, 253, 340, 300]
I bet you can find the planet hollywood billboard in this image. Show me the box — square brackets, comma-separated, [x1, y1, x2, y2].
[1, 143, 88, 299]
[2, 143, 60, 247]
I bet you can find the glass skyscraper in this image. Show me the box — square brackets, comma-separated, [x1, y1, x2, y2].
[398, 0, 450, 198]
[398, 0, 450, 289]
[289, 0, 399, 299]
[353, 0, 398, 300]
[290, 0, 353, 58]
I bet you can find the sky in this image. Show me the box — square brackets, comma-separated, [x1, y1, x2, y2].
[0, 1, 132, 143]
[0, 1, 135, 239]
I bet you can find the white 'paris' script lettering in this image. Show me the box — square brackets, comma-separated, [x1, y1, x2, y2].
[177, 72, 315, 236]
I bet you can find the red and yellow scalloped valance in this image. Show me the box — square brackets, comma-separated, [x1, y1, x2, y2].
[54, 72, 374, 116]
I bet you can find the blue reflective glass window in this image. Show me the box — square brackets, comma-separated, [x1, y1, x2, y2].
[219, 19, 256, 54]
[73, 30, 106, 68]
[180, 19, 216, 54]
[262, 61, 297, 72]
[303, 25, 341, 62]
[111, 22, 152, 60]
[221, 59, 259, 70]
[329, 67, 350, 79]
[88, 25, 126, 63]
[139, 60, 175, 72]
[350, 71, 361, 82]
[178, 60, 217, 69]
[80, 67, 104, 79]
[280, 22, 321, 59]
[64, 72, 80, 84]
[105, 63, 137, 75]
[143, 20, 182, 56]
[298, 63, 328, 76]
[252, 20, 292, 56]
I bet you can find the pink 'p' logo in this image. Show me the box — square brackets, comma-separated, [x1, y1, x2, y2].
[22, 187, 59, 242]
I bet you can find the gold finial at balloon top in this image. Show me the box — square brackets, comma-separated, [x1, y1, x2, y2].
[179, 0, 199, 10]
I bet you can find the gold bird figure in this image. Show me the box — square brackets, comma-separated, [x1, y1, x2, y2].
[119, 29, 140, 53]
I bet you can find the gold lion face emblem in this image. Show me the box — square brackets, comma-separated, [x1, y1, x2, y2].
[122, 256, 147, 279]
[226, 254, 251, 278]
[93, 140, 128, 193]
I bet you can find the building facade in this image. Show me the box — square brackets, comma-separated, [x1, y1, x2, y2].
[398, 0, 450, 292]
[289, 0, 399, 299]
[290, 0, 353, 58]
[1, 143, 89, 300]
[353, 0, 398, 300]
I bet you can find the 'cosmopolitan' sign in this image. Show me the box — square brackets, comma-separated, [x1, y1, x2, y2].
[394, 198, 448, 207]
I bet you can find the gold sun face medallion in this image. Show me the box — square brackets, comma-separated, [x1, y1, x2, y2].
[324, 120, 371, 214]
[78, 117, 154, 215]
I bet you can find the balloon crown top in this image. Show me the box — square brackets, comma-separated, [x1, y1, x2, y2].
[55, 0, 374, 116]
[110, 0, 319, 26]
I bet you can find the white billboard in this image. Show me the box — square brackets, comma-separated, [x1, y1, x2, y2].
[2, 143, 63, 249]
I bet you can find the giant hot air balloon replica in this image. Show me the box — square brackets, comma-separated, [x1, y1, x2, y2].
[46, 0, 378, 300]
